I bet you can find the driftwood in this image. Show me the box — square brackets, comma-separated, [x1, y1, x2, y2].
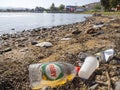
[106, 71, 111, 90]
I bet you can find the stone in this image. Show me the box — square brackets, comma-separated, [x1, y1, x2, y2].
[89, 84, 98, 90]
[31, 41, 38, 45]
[93, 24, 104, 29]
[20, 47, 29, 52]
[18, 43, 26, 47]
[93, 13, 102, 16]
[95, 22, 104, 25]
[0, 50, 3, 54]
[85, 28, 96, 34]
[1, 34, 9, 40]
[35, 42, 53, 48]
[78, 52, 91, 61]
[115, 81, 120, 90]
[16, 37, 28, 42]
[61, 38, 71, 41]
[72, 30, 81, 35]
[3, 47, 12, 53]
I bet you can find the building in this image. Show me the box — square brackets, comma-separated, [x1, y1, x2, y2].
[66, 5, 76, 12]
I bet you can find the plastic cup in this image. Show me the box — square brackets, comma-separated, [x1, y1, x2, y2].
[78, 56, 99, 79]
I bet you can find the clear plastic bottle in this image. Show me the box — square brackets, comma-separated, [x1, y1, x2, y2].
[29, 62, 80, 90]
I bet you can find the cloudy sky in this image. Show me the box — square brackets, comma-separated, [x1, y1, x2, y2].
[0, 0, 100, 9]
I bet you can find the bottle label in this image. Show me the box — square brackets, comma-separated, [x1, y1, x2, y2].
[41, 63, 64, 80]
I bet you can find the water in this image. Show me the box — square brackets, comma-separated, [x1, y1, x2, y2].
[0, 13, 91, 35]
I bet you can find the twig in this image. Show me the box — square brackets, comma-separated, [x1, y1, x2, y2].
[106, 71, 111, 90]
[95, 81, 108, 86]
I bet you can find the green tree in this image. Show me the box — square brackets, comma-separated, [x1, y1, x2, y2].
[110, 0, 120, 8]
[59, 4, 65, 11]
[50, 3, 55, 11]
[100, 0, 110, 11]
[94, 5, 101, 10]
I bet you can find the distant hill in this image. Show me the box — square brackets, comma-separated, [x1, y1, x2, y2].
[84, 2, 101, 10]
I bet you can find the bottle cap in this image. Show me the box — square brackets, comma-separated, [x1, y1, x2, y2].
[75, 66, 80, 72]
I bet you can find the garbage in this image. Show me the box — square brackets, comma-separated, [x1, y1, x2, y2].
[93, 22, 104, 29]
[78, 56, 99, 79]
[93, 24, 104, 29]
[95, 49, 115, 63]
[35, 42, 53, 48]
[29, 62, 80, 89]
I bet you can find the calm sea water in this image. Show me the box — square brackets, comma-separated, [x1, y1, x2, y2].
[0, 13, 91, 35]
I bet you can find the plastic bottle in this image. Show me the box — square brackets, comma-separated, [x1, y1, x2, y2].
[29, 62, 80, 90]
[78, 56, 99, 79]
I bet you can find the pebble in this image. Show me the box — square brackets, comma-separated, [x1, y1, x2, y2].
[78, 52, 91, 61]
[20, 47, 29, 52]
[3, 47, 12, 53]
[31, 41, 38, 45]
[61, 38, 71, 41]
[35, 42, 53, 48]
[115, 81, 120, 90]
[72, 30, 81, 35]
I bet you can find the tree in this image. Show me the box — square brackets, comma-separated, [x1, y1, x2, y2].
[101, 0, 110, 11]
[110, 0, 120, 8]
[50, 3, 55, 11]
[59, 4, 65, 11]
[94, 5, 101, 10]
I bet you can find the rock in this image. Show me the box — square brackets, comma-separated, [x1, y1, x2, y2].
[31, 41, 38, 45]
[61, 38, 71, 41]
[35, 42, 53, 48]
[20, 47, 29, 52]
[1, 34, 10, 40]
[18, 43, 26, 47]
[93, 13, 102, 16]
[0, 50, 3, 54]
[72, 30, 81, 35]
[115, 81, 120, 90]
[109, 60, 118, 65]
[64, 34, 72, 38]
[3, 47, 12, 53]
[37, 53, 45, 59]
[85, 28, 97, 34]
[95, 22, 104, 25]
[16, 37, 28, 42]
[92, 31, 104, 36]
[93, 24, 104, 29]
[78, 52, 91, 61]
[89, 84, 98, 90]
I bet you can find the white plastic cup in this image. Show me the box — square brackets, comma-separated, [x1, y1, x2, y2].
[78, 56, 99, 79]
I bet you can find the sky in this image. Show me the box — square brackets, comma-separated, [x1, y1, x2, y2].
[0, 0, 100, 9]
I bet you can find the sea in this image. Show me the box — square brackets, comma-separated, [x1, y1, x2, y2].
[0, 12, 91, 35]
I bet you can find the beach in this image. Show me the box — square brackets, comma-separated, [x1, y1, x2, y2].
[0, 14, 120, 90]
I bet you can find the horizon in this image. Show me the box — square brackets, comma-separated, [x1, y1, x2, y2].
[0, 0, 100, 9]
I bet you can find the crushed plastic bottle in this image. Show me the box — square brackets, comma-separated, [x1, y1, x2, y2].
[29, 62, 80, 90]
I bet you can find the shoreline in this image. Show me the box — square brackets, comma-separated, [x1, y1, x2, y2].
[0, 15, 120, 90]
